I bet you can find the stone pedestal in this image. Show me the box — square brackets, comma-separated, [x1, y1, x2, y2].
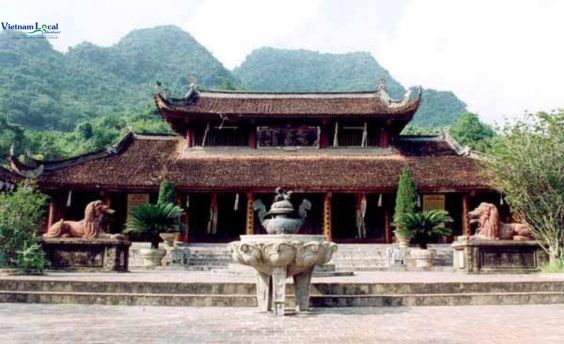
[161, 243, 191, 267]
[452, 239, 547, 274]
[230, 234, 337, 316]
[39, 238, 130, 272]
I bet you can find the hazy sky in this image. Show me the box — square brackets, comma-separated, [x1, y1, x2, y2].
[2, 0, 563, 124]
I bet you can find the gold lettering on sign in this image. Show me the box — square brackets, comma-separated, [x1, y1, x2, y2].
[423, 194, 445, 211]
[127, 194, 150, 221]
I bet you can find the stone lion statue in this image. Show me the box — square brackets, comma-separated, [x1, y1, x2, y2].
[44, 200, 123, 239]
[468, 202, 534, 241]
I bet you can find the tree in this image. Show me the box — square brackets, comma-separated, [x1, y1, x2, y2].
[487, 111, 564, 264]
[0, 181, 48, 271]
[394, 167, 419, 232]
[157, 179, 176, 205]
[450, 112, 496, 152]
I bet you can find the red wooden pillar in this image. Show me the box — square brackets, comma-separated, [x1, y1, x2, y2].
[248, 122, 257, 149]
[323, 192, 332, 241]
[385, 206, 392, 244]
[320, 119, 329, 148]
[379, 129, 389, 148]
[462, 194, 471, 236]
[185, 128, 194, 148]
[245, 192, 255, 235]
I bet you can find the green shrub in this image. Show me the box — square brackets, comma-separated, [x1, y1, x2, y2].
[395, 210, 453, 249]
[124, 203, 184, 249]
[0, 181, 48, 271]
[157, 179, 176, 205]
[541, 258, 564, 273]
[17, 241, 48, 272]
[393, 167, 418, 232]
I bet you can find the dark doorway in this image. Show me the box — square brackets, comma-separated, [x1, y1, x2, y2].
[365, 194, 386, 241]
[216, 192, 247, 240]
[331, 193, 357, 240]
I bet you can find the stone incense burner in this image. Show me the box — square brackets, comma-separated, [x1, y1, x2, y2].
[230, 188, 337, 316]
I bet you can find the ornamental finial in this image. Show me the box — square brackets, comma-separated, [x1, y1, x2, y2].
[376, 78, 387, 93]
[188, 76, 199, 90]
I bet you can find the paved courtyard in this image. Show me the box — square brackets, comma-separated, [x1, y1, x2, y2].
[1, 303, 564, 344]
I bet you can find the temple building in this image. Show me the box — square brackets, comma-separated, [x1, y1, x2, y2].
[8, 79, 502, 244]
[0, 166, 21, 192]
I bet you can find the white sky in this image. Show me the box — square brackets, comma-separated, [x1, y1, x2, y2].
[2, 0, 563, 124]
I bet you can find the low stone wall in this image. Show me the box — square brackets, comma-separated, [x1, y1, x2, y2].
[452, 239, 547, 274]
[129, 242, 191, 270]
[39, 238, 130, 272]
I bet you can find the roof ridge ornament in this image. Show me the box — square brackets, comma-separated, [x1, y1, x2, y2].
[185, 75, 200, 99]
[376, 78, 391, 103]
[389, 86, 422, 109]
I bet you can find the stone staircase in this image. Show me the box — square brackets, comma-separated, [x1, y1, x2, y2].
[183, 244, 232, 271]
[330, 244, 454, 271]
[129, 243, 454, 272]
[129, 243, 233, 271]
[2, 277, 564, 307]
[331, 244, 391, 271]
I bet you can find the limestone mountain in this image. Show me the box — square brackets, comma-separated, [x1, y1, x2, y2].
[234, 48, 468, 127]
[0, 26, 240, 130]
[1, 25, 467, 132]
[234, 48, 405, 98]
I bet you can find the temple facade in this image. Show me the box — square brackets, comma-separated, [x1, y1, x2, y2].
[8, 79, 502, 244]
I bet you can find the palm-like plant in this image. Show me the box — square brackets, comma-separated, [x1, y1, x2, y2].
[396, 210, 453, 249]
[124, 203, 184, 249]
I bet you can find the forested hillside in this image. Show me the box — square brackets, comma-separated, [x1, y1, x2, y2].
[0, 26, 240, 131]
[235, 48, 468, 127]
[234, 48, 405, 97]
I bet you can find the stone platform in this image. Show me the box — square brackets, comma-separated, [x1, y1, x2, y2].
[2, 271, 564, 308]
[452, 239, 547, 273]
[39, 238, 131, 272]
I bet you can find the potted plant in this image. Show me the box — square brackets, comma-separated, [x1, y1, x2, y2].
[393, 227, 414, 248]
[124, 202, 184, 267]
[156, 179, 179, 246]
[397, 210, 453, 269]
[392, 167, 418, 248]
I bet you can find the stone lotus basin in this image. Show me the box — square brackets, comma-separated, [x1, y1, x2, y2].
[231, 188, 337, 316]
[230, 234, 337, 315]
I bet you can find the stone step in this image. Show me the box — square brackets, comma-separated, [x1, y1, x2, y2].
[335, 266, 388, 272]
[0, 291, 256, 307]
[331, 258, 388, 265]
[188, 258, 233, 265]
[185, 251, 231, 255]
[184, 266, 229, 271]
[3, 280, 564, 296]
[311, 292, 564, 307]
[0, 280, 254, 295]
[2, 290, 564, 308]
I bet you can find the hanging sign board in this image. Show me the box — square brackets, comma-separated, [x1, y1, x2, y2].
[127, 194, 150, 221]
[423, 194, 445, 211]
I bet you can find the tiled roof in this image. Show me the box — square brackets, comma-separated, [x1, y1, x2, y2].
[34, 134, 490, 192]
